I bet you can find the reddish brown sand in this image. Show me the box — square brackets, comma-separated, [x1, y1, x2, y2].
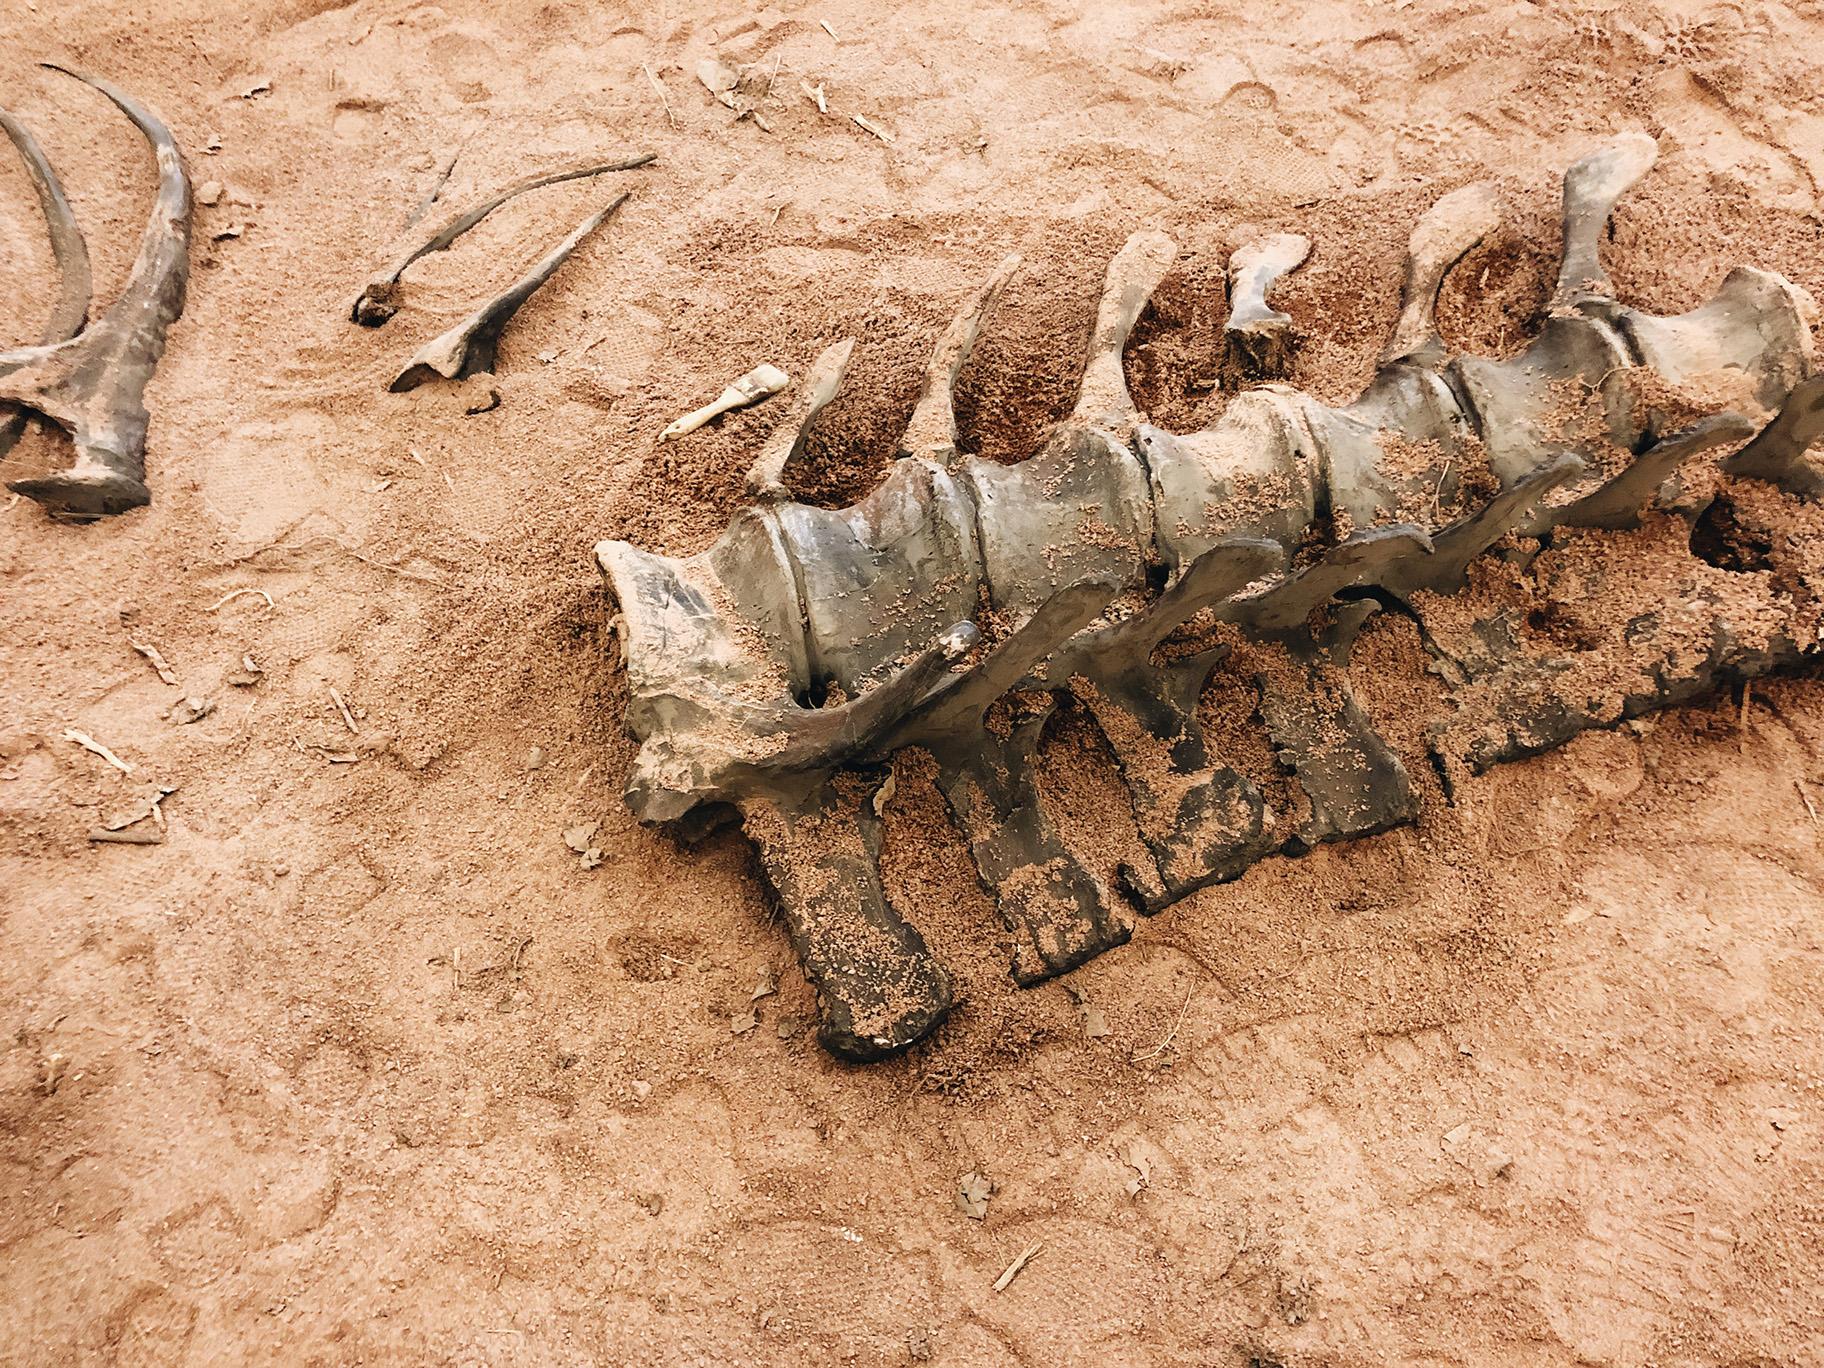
[4, 2, 1824, 1364]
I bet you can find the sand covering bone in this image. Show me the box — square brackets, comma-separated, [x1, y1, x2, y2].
[598, 134, 1824, 1063]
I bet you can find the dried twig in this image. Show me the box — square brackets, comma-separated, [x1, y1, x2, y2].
[852, 114, 895, 144]
[1798, 778, 1818, 822]
[1132, 988, 1193, 1063]
[642, 64, 677, 128]
[992, 1242, 1042, 1293]
[319, 538, 450, 586]
[1430, 457, 1454, 520]
[63, 728, 133, 774]
[404, 142, 464, 229]
[88, 827, 163, 845]
[330, 687, 360, 733]
[207, 587, 274, 613]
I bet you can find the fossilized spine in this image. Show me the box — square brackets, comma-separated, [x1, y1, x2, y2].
[598, 135, 1822, 1061]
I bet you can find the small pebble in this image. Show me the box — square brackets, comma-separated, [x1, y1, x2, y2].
[527, 746, 545, 770]
[169, 695, 215, 725]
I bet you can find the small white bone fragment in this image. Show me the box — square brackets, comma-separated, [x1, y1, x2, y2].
[103, 784, 179, 831]
[696, 58, 740, 109]
[131, 640, 180, 685]
[661, 364, 790, 440]
[852, 114, 895, 144]
[169, 696, 214, 725]
[64, 729, 133, 774]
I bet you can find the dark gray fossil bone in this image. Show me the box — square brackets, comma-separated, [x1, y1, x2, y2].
[1220, 231, 1308, 385]
[0, 66, 191, 521]
[389, 193, 627, 392]
[351, 153, 655, 327]
[598, 135, 1824, 1061]
[0, 104, 92, 468]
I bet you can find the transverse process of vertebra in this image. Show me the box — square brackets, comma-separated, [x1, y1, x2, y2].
[598, 135, 1824, 1062]
[0, 66, 191, 522]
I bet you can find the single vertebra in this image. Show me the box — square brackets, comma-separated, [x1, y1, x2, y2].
[598, 136, 1824, 1061]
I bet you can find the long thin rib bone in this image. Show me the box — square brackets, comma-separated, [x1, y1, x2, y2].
[352, 153, 655, 326]
[897, 254, 1021, 465]
[1382, 182, 1500, 366]
[388, 194, 626, 393]
[0, 107, 93, 462]
[899, 578, 1120, 744]
[0, 66, 190, 521]
[1221, 232, 1309, 385]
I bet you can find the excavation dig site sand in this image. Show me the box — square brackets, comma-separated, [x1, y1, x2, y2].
[4, 3, 1824, 1365]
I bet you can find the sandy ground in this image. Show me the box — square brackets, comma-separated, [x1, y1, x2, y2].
[4, 0, 1824, 1363]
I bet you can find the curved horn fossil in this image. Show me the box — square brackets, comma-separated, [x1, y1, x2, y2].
[0, 105, 94, 463]
[0, 65, 191, 522]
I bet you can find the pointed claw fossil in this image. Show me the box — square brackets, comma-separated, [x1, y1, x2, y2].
[0, 66, 191, 522]
[388, 193, 627, 393]
[598, 134, 1824, 1060]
